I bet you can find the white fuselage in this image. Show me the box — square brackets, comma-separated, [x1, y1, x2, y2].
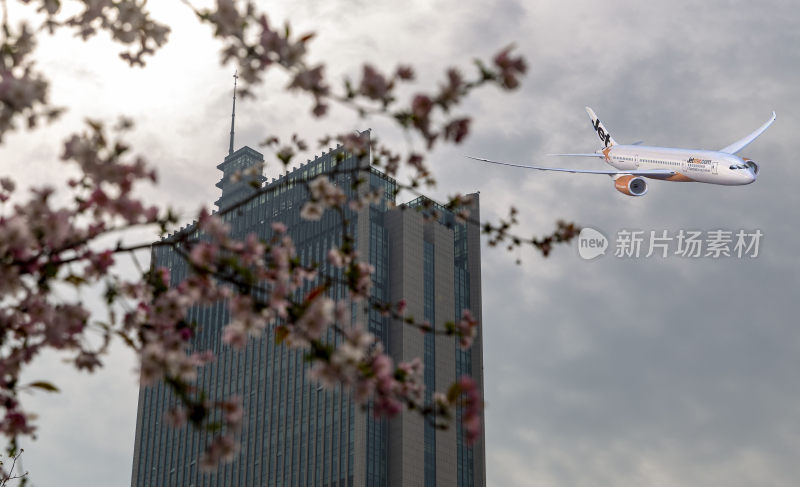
[470, 107, 773, 196]
[603, 145, 757, 185]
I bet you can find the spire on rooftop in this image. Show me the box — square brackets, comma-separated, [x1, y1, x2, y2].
[228, 70, 238, 156]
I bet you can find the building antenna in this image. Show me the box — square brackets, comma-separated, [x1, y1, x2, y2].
[228, 70, 238, 156]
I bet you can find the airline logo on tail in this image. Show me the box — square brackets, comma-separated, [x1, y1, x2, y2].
[586, 107, 616, 148]
[593, 119, 612, 147]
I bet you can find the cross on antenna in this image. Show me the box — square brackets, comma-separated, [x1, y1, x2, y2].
[228, 70, 239, 156]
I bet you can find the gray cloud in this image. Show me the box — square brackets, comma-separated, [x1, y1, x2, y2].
[2, 0, 799, 485]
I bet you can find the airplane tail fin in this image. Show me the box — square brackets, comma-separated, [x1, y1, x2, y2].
[585, 107, 617, 148]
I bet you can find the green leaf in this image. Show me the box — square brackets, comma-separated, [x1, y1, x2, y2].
[104, 283, 119, 305]
[63, 274, 87, 287]
[275, 326, 289, 345]
[41, 261, 59, 280]
[28, 381, 60, 393]
[447, 382, 462, 403]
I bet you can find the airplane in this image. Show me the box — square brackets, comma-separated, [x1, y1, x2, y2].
[469, 107, 776, 196]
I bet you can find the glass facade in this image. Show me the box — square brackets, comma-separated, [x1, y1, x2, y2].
[423, 242, 436, 487]
[454, 224, 475, 487]
[407, 197, 477, 487]
[366, 206, 389, 487]
[131, 135, 483, 487]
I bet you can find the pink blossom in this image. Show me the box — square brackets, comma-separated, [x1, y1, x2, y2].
[369, 354, 406, 417]
[348, 187, 385, 211]
[207, 0, 244, 38]
[200, 433, 239, 472]
[74, 352, 102, 372]
[293, 296, 334, 344]
[372, 353, 393, 379]
[269, 294, 290, 320]
[373, 394, 403, 417]
[395, 65, 414, 81]
[493, 45, 527, 90]
[198, 210, 231, 241]
[359, 64, 389, 101]
[439, 68, 464, 106]
[222, 295, 272, 348]
[433, 392, 449, 408]
[138, 344, 164, 386]
[189, 243, 218, 271]
[86, 250, 115, 278]
[443, 117, 471, 144]
[340, 132, 370, 156]
[407, 153, 427, 176]
[289, 65, 326, 95]
[307, 326, 378, 391]
[163, 407, 187, 428]
[0, 408, 35, 437]
[419, 320, 432, 333]
[458, 376, 483, 445]
[334, 301, 350, 325]
[220, 396, 244, 432]
[456, 309, 478, 349]
[309, 361, 339, 387]
[411, 95, 433, 126]
[308, 176, 346, 207]
[350, 261, 374, 301]
[395, 357, 424, 404]
[300, 201, 324, 220]
[327, 248, 346, 267]
[222, 323, 248, 348]
[329, 326, 374, 371]
[0, 177, 15, 193]
[312, 102, 328, 117]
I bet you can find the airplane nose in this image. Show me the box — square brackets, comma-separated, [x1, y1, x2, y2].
[746, 169, 757, 184]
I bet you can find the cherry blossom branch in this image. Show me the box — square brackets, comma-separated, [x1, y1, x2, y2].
[214, 135, 579, 262]
[0, 114, 574, 470]
[0, 448, 28, 486]
[0, 0, 576, 474]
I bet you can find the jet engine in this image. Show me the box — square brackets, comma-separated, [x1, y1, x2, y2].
[742, 158, 759, 175]
[614, 175, 648, 196]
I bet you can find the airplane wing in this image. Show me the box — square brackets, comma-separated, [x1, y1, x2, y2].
[719, 111, 776, 154]
[547, 153, 605, 158]
[467, 156, 675, 176]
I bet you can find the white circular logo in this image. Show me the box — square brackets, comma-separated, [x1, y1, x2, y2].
[578, 227, 608, 260]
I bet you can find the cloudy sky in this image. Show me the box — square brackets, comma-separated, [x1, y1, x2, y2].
[2, 0, 799, 485]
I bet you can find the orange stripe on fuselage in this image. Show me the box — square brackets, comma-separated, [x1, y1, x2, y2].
[665, 173, 694, 182]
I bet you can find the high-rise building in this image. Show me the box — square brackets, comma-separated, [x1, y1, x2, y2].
[130, 82, 485, 487]
[130, 136, 485, 486]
